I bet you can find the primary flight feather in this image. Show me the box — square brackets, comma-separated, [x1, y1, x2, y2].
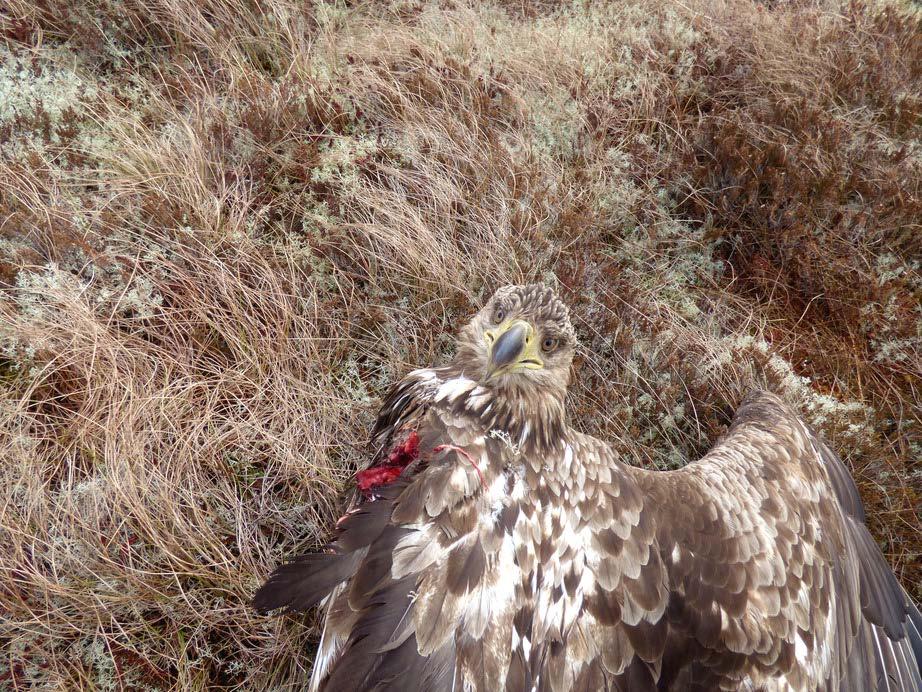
[254, 284, 921, 691]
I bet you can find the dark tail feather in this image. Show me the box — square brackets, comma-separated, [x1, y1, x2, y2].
[323, 576, 417, 690]
[252, 551, 360, 614]
[253, 478, 402, 616]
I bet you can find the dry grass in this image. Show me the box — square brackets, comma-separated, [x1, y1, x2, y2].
[1, 0, 919, 688]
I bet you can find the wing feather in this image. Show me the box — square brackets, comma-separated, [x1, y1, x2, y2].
[624, 391, 920, 689]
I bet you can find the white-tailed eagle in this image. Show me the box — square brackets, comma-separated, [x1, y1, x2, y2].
[254, 284, 921, 691]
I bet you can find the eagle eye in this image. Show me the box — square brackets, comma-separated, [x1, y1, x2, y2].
[491, 306, 506, 324]
[541, 336, 559, 353]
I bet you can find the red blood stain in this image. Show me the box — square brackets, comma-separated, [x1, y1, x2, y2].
[356, 431, 420, 496]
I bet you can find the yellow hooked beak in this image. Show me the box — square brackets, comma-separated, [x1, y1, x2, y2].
[484, 319, 544, 379]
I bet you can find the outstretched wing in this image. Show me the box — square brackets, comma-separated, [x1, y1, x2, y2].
[620, 391, 921, 690]
[809, 431, 921, 691]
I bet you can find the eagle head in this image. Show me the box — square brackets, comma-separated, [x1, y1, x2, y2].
[455, 284, 577, 401]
